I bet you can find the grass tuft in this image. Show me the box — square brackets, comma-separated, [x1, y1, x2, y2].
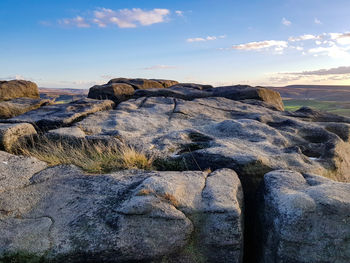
[12, 136, 154, 174]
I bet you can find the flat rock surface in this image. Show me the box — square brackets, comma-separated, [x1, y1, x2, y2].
[74, 96, 350, 184]
[0, 151, 243, 263]
[0, 97, 52, 119]
[6, 98, 114, 131]
[258, 170, 350, 263]
[0, 80, 39, 100]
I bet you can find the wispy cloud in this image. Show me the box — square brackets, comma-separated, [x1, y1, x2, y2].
[58, 8, 170, 29]
[289, 66, 350, 75]
[175, 10, 184, 17]
[329, 32, 350, 45]
[187, 35, 226, 43]
[282, 17, 291, 26]
[314, 18, 322, 25]
[231, 40, 288, 52]
[142, 65, 177, 70]
[0, 75, 27, 81]
[59, 16, 91, 28]
[289, 34, 320, 42]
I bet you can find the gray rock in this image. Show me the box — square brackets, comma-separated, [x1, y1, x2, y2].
[75, 96, 349, 183]
[88, 78, 179, 104]
[258, 170, 350, 263]
[47, 127, 86, 140]
[6, 98, 114, 131]
[134, 84, 284, 111]
[0, 97, 52, 119]
[0, 80, 39, 101]
[0, 152, 243, 263]
[0, 123, 37, 151]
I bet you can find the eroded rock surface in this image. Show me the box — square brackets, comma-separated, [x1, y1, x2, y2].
[257, 170, 350, 263]
[73, 96, 350, 184]
[5, 98, 114, 131]
[88, 78, 179, 104]
[0, 97, 52, 119]
[0, 123, 37, 151]
[0, 80, 39, 100]
[0, 152, 243, 263]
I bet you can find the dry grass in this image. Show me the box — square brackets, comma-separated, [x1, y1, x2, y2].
[13, 136, 154, 174]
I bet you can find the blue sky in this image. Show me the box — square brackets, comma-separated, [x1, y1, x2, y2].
[1, 0, 350, 88]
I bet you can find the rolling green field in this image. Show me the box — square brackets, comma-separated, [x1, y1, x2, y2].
[283, 99, 350, 117]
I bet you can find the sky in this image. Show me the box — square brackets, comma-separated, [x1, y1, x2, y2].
[1, 0, 350, 88]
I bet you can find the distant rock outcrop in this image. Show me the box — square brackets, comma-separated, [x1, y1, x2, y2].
[88, 78, 179, 103]
[257, 170, 350, 263]
[0, 80, 39, 101]
[0, 155, 243, 263]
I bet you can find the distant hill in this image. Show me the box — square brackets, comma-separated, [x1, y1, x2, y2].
[269, 85, 350, 101]
[39, 87, 88, 103]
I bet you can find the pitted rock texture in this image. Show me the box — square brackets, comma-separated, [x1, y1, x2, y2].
[257, 170, 350, 263]
[0, 97, 52, 119]
[0, 123, 37, 151]
[73, 96, 350, 185]
[0, 152, 243, 263]
[0, 80, 39, 101]
[5, 98, 114, 131]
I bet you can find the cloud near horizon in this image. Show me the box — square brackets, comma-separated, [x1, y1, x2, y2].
[142, 65, 177, 70]
[59, 8, 170, 28]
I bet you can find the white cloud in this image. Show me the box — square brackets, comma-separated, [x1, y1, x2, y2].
[93, 8, 170, 28]
[59, 16, 90, 28]
[289, 34, 319, 42]
[59, 8, 170, 29]
[187, 35, 226, 42]
[0, 75, 27, 81]
[289, 66, 350, 75]
[329, 32, 350, 45]
[282, 17, 291, 26]
[314, 18, 322, 25]
[231, 40, 288, 52]
[308, 44, 350, 59]
[175, 10, 184, 17]
[142, 65, 177, 70]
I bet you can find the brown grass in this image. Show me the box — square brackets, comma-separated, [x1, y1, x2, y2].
[12, 136, 154, 174]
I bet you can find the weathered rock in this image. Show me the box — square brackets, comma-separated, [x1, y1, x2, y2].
[0, 80, 39, 101]
[6, 98, 114, 131]
[0, 123, 37, 151]
[135, 84, 284, 111]
[0, 152, 243, 263]
[88, 78, 179, 104]
[0, 98, 52, 119]
[75, 96, 349, 183]
[88, 83, 135, 104]
[288, 106, 350, 123]
[257, 170, 350, 263]
[47, 127, 86, 141]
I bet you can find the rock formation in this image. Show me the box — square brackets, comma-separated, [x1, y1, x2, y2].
[0, 80, 39, 100]
[0, 78, 349, 262]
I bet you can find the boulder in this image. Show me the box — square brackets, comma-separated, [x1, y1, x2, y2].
[0, 151, 243, 263]
[0, 80, 39, 101]
[6, 98, 114, 131]
[134, 84, 284, 111]
[257, 170, 350, 263]
[0, 123, 37, 151]
[0, 98, 52, 119]
[88, 78, 179, 104]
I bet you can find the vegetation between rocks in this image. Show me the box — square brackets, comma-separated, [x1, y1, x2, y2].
[12, 136, 154, 173]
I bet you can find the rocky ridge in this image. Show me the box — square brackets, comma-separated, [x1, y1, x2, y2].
[0, 78, 349, 263]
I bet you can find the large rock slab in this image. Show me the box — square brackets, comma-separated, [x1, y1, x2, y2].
[74, 97, 349, 183]
[0, 97, 52, 119]
[88, 78, 179, 104]
[0, 80, 39, 101]
[6, 98, 114, 131]
[0, 151, 243, 263]
[0, 123, 37, 151]
[257, 170, 350, 263]
[134, 84, 284, 111]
